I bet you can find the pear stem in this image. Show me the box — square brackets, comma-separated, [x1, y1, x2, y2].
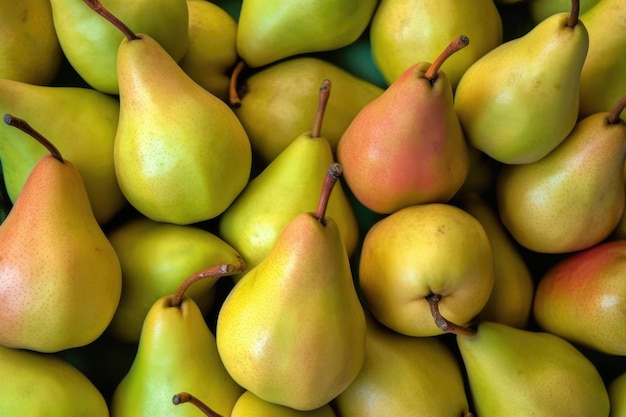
[315, 162, 342, 225]
[424, 35, 470, 84]
[311, 79, 331, 138]
[567, 0, 580, 28]
[170, 261, 245, 308]
[3, 114, 64, 163]
[82, 0, 140, 41]
[228, 60, 247, 108]
[426, 293, 476, 337]
[607, 93, 626, 125]
[172, 392, 222, 417]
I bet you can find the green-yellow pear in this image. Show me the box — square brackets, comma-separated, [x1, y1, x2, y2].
[496, 94, 626, 254]
[0, 115, 122, 353]
[337, 36, 470, 214]
[84, 0, 252, 225]
[51, 0, 189, 94]
[0, 78, 125, 225]
[370, 0, 503, 90]
[454, 0, 589, 164]
[219, 80, 359, 281]
[231, 391, 337, 417]
[0, 0, 63, 85]
[0, 344, 109, 416]
[231, 56, 383, 163]
[333, 313, 471, 416]
[609, 372, 626, 417]
[358, 202, 494, 337]
[533, 239, 626, 356]
[529, 0, 600, 24]
[111, 264, 245, 417]
[177, 0, 238, 102]
[236, 0, 378, 68]
[216, 164, 366, 411]
[107, 216, 244, 343]
[457, 321, 610, 416]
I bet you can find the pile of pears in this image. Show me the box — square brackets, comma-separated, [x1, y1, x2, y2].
[1, 0, 626, 415]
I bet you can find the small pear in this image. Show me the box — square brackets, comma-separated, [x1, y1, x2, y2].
[0, 115, 122, 353]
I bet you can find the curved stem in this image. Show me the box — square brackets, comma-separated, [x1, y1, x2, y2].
[311, 79, 331, 138]
[567, 0, 580, 28]
[170, 260, 245, 308]
[607, 93, 626, 125]
[3, 114, 64, 163]
[228, 60, 247, 108]
[172, 392, 222, 417]
[82, 0, 140, 41]
[315, 163, 342, 225]
[424, 35, 469, 84]
[426, 293, 476, 336]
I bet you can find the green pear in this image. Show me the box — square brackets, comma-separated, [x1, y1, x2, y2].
[333, 313, 471, 416]
[84, 0, 252, 225]
[457, 321, 610, 416]
[0, 115, 122, 353]
[533, 239, 626, 356]
[370, 0, 502, 90]
[107, 216, 244, 343]
[231, 56, 383, 163]
[0, 0, 63, 85]
[236, 0, 378, 68]
[609, 372, 626, 417]
[219, 80, 359, 281]
[177, 0, 238, 102]
[0, 78, 125, 225]
[497, 94, 626, 254]
[51, 0, 189, 94]
[216, 164, 366, 411]
[337, 36, 470, 214]
[231, 391, 337, 417]
[454, 0, 589, 164]
[111, 264, 245, 417]
[0, 344, 109, 416]
[529, 0, 600, 24]
[358, 202, 494, 337]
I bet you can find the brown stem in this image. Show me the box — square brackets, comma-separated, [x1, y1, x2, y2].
[424, 35, 470, 84]
[607, 93, 626, 125]
[426, 293, 476, 336]
[315, 163, 342, 225]
[82, 0, 140, 41]
[172, 392, 222, 417]
[3, 114, 64, 163]
[567, 0, 580, 28]
[311, 79, 331, 138]
[228, 60, 247, 108]
[170, 260, 245, 308]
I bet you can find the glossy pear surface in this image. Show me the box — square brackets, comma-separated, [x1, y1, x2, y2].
[231, 391, 337, 417]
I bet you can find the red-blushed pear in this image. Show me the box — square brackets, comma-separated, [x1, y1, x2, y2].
[0, 115, 122, 353]
[497, 93, 626, 254]
[336, 36, 470, 215]
[532, 239, 626, 356]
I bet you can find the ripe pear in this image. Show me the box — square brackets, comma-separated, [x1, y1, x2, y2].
[219, 80, 359, 281]
[454, 0, 589, 164]
[0, 344, 109, 416]
[0, 78, 125, 225]
[533, 239, 626, 356]
[231, 391, 337, 417]
[457, 321, 610, 416]
[84, 0, 252, 224]
[358, 203, 494, 337]
[497, 94, 626, 254]
[609, 372, 626, 417]
[216, 164, 366, 411]
[0, 0, 63, 85]
[337, 36, 471, 214]
[0, 115, 122, 353]
[236, 0, 378, 68]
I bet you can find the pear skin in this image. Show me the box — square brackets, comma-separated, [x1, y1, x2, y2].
[231, 391, 337, 417]
[609, 372, 626, 417]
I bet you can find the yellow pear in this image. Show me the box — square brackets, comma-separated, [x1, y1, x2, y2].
[231, 391, 337, 417]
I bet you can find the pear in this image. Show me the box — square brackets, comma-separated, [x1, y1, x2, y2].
[609, 372, 626, 417]
[0, 0, 63, 85]
[111, 264, 245, 417]
[107, 216, 244, 343]
[358, 202, 494, 337]
[533, 239, 626, 356]
[0, 344, 109, 416]
[337, 36, 470, 214]
[457, 321, 610, 416]
[236, 0, 378, 68]
[0, 115, 122, 353]
[219, 80, 359, 281]
[83, 0, 252, 225]
[497, 93, 626, 254]
[216, 163, 366, 411]
[529, 0, 600, 24]
[0, 78, 125, 225]
[231, 391, 337, 417]
[454, 0, 589, 164]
